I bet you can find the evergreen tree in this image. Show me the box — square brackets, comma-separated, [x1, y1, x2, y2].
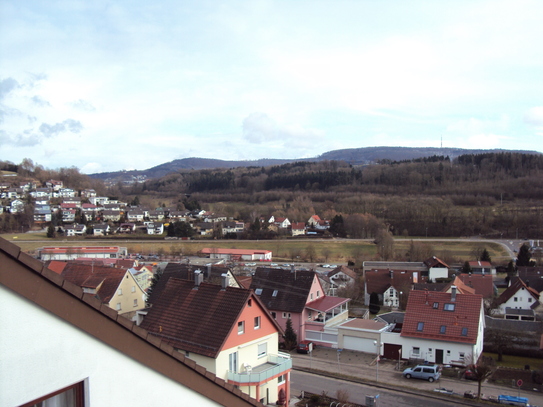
[46, 224, 56, 238]
[369, 292, 380, 314]
[462, 261, 472, 274]
[480, 248, 491, 263]
[283, 318, 297, 350]
[517, 243, 533, 267]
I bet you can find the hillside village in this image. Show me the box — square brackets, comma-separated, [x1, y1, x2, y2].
[2, 171, 543, 405]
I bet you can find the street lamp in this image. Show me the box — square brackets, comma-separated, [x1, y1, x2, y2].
[373, 340, 380, 381]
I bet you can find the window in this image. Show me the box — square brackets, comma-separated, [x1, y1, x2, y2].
[444, 303, 455, 311]
[257, 342, 267, 358]
[255, 288, 263, 295]
[116, 303, 121, 311]
[22, 381, 85, 407]
[459, 352, 465, 360]
[248, 299, 252, 306]
[317, 290, 320, 298]
[238, 321, 244, 334]
[117, 288, 122, 296]
[412, 347, 420, 356]
[229, 351, 238, 373]
[254, 316, 261, 329]
[271, 311, 276, 319]
[133, 299, 138, 307]
[278, 374, 286, 384]
[446, 350, 451, 356]
[514, 297, 518, 302]
[461, 327, 468, 336]
[310, 293, 313, 300]
[528, 297, 533, 303]
[131, 285, 136, 293]
[432, 302, 439, 309]
[282, 312, 291, 319]
[272, 290, 278, 297]
[440, 325, 446, 334]
[417, 322, 424, 331]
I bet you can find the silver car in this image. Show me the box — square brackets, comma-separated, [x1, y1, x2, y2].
[403, 364, 441, 382]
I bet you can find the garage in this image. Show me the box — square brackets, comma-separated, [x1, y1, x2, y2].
[343, 336, 377, 353]
[383, 343, 402, 360]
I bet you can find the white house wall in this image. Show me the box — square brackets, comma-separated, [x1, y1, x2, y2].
[0, 285, 222, 407]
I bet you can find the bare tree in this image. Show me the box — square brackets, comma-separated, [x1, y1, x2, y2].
[464, 353, 496, 400]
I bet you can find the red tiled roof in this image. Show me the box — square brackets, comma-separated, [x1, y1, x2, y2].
[305, 295, 349, 312]
[424, 256, 450, 269]
[366, 269, 417, 294]
[45, 260, 68, 274]
[328, 265, 357, 280]
[402, 290, 483, 344]
[41, 246, 122, 254]
[60, 263, 126, 303]
[447, 276, 476, 295]
[201, 248, 271, 255]
[141, 279, 253, 358]
[458, 273, 495, 298]
[291, 222, 306, 230]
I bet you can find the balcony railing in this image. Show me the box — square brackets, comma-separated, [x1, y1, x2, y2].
[227, 353, 292, 384]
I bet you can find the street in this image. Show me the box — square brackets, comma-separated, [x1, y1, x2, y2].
[291, 370, 478, 406]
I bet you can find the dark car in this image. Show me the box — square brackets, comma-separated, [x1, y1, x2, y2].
[296, 341, 314, 354]
[464, 369, 477, 380]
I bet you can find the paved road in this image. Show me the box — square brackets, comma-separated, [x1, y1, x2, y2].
[291, 370, 480, 407]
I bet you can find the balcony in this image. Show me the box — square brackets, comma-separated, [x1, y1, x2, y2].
[227, 353, 292, 384]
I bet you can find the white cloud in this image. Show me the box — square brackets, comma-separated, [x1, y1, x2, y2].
[524, 106, 543, 126]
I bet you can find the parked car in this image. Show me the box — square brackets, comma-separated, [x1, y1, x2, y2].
[464, 369, 477, 380]
[296, 341, 314, 354]
[403, 364, 441, 382]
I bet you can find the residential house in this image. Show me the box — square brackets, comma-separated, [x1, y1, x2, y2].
[102, 209, 121, 222]
[127, 209, 146, 223]
[327, 266, 358, 296]
[130, 264, 153, 292]
[148, 210, 165, 222]
[307, 215, 321, 227]
[146, 222, 164, 235]
[119, 222, 136, 233]
[250, 268, 350, 347]
[222, 221, 245, 236]
[63, 224, 87, 237]
[196, 222, 215, 236]
[63, 197, 82, 207]
[62, 208, 76, 223]
[34, 204, 52, 223]
[45, 179, 63, 191]
[168, 210, 190, 221]
[81, 188, 97, 198]
[468, 261, 496, 275]
[30, 187, 53, 200]
[0, 237, 262, 407]
[159, 262, 241, 288]
[516, 267, 543, 293]
[364, 269, 419, 307]
[81, 203, 99, 220]
[495, 278, 541, 315]
[59, 188, 77, 198]
[457, 273, 496, 299]
[268, 216, 291, 229]
[93, 223, 111, 236]
[47, 262, 147, 314]
[290, 222, 306, 237]
[10, 198, 25, 213]
[380, 288, 485, 366]
[423, 256, 450, 281]
[90, 196, 109, 205]
[140, 275, 291, 405]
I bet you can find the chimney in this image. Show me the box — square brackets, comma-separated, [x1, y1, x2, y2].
[221, 273, 228, 290]
[389, 270, 393, 279]
[451, 286, 457, 302]
[291, 264, 295, 273]
[194, 270, 203, 288]
[206, 263, 211, 279]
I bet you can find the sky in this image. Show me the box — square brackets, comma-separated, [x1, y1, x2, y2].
[1, 1, 542, 174]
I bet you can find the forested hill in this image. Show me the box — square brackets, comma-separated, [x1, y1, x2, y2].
[89, 146, 541, 180]
[137, 152, 543, 199]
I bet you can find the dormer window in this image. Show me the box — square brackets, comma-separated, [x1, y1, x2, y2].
[444, 303, 455, 311]
[440, 325, 446, 334]
[417, 322, 424, 331]
[432, 302, 439, 309]
[255, 288, 262, 295]
[272, 290, 278, 297]
[461, 327, 468, 336]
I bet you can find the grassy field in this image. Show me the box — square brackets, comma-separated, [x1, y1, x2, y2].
[2, 233, 510, 265]
[482, 352, 543, 369]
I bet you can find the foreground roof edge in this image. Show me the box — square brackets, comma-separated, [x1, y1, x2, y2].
[0, 237, 262, 407]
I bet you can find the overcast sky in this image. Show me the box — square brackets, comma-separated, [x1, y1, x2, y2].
[1, 1, 542, 174]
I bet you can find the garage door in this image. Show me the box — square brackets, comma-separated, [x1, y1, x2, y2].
[383, 343, 402, 360]
[343, 336, 376, 353]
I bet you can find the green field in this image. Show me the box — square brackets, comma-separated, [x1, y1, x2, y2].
[2, 233, 510, 265]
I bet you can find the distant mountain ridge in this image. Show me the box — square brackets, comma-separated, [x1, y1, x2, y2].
[89, 146, 542, 180]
